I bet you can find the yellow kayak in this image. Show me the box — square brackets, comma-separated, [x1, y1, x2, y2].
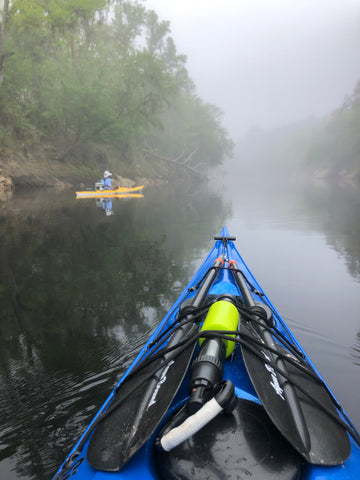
[76, 185, 144, 198]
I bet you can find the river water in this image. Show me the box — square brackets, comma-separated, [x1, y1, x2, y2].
[0, 177, 359, 479]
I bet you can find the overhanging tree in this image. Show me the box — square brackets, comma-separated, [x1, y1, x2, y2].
[0, 0, 233, 175]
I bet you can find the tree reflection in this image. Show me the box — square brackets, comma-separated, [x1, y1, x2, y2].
[0, 184, 230, 479]
[354, 333, 360, 368]
[301, 185, 360, 282]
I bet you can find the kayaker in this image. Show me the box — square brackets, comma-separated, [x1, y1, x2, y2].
[101, 170, 113, 190]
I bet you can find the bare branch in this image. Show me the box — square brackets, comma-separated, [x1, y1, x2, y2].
[143, 147, 203, 177]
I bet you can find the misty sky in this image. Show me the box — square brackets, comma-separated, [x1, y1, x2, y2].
[145, 0, 360, 138]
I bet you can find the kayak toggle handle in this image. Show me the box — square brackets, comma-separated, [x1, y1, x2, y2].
[158, 380, 236, 452]
[214, 235, 236, 258]
[214, 235, 236, 242]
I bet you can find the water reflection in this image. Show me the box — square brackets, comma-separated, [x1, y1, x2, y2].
[217, 171, 360, 282]
[93, 194, 144, 216]
[354, 333, 360, 367]
[301, 186, 360, 282]
[97, 197, 114, 215]
[0, 183, 230, 479]
[0, 180, 359, 479]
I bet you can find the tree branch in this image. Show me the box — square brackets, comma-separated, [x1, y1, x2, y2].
[143, 147, 203, 176]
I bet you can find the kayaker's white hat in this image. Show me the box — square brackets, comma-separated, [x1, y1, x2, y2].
[104, 170, 112, 178]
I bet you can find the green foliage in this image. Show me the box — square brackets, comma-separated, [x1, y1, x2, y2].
[0, 0, 231, 174]
[144, 89, 234, 176]
[300, 83, 360, 185]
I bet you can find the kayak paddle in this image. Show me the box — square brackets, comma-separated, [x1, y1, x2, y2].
[229, 260, 351, 465]
[86, 255, 225, 471]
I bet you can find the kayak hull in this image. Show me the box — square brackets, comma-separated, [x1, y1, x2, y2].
[53, 228, 360, 480]
[76, 185, 144, 198]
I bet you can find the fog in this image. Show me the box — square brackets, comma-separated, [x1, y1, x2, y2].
[145, 0, 360, 138]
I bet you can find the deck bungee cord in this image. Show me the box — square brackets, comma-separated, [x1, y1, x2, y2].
[55, 276, 360, 479]
[53, 230, 360, 480]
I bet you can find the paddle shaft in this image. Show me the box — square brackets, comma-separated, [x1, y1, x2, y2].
[157, 255, 224, 364]
[229, 261, 310, 452]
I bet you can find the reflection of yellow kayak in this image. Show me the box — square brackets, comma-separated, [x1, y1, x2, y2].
[96, 193, 144, 200]
[112, 193, 143, 199]
[76, 185, 144, 198]
[78, 193, 144, 200]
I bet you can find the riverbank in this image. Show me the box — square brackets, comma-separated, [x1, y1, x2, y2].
[0, 139, 170, 193]
[2, 138, 359, 196]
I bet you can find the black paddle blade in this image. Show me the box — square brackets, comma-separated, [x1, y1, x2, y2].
[86, 327, 198, 472]
[240, 320, 351, 466]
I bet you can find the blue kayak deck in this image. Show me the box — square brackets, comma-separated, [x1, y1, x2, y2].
[53, 228, 360, 480]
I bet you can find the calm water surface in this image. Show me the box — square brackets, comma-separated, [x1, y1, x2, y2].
[0, 179, 359, 479]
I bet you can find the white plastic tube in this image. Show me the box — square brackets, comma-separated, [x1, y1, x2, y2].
[160, 397, 223, 451]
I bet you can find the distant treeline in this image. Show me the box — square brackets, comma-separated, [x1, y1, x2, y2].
[0, 0, 233, 177]
[235, 81, 360, 187]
